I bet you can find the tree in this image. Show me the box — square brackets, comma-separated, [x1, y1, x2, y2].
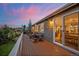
[28, 19, 32, 33]
[22, 25, 26, 33]
[0, 25, 10, 43]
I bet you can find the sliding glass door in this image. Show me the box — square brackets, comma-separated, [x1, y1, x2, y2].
[64, 12, 79, 50]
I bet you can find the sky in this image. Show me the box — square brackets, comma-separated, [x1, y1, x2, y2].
[0, 3, 66, 27]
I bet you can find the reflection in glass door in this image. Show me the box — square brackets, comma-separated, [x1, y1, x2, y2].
[54, 16, 62, 43]
[64, 12, 79, 50]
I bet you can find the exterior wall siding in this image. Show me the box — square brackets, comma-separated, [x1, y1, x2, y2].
[39, 22, 44, 33]
[37, 23, 44, 33]
[44, 20, 53, 43]
[32, 25, 35, 32]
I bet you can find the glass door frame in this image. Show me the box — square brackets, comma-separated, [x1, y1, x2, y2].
[53, 18, 64, 45]
[78, 11, 79, 50]
[63, 11, 79, 50]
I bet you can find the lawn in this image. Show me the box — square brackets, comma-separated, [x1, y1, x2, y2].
[0, 41, 15, 56]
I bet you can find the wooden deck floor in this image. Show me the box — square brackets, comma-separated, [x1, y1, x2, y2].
[17, 34, 75, 56]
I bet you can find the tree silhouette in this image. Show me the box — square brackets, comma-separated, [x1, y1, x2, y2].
[23, 25, 26, 32]
[28, 19, 32, 33]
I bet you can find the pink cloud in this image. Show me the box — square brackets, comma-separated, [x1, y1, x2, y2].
[11, 5, 40, 20]
[4, 4, 65, 25]
[26, 5, 39, 16]
[6, 5, 41, 25]
[12, 6, 26, 15]
[11, 5, 57, 24]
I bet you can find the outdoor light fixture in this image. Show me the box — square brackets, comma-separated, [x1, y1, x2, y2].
[49, 20, 53, 28]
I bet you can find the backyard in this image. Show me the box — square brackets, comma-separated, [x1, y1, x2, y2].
[0, 25, 21, 56]
[0, 41, 15, 56]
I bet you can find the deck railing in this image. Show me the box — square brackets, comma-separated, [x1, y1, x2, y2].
[9, 33, 23, 56]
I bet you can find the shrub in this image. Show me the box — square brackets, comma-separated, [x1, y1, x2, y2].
[0, 26, 21, 45]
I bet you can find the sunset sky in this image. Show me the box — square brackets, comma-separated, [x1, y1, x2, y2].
[0, 3, 66, 27]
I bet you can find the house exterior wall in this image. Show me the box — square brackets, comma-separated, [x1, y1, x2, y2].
[38, 22, 44, 33]
[44, 19, 53, 43]
[32, 22, 44, 33]
[46, 4, 79, 43]
[34, 25, 39, 32]
[44, 4, 79, 54]
[52, 4, 79, 54]
[32, 26, 35, 33]
[31, 4, 79, 54]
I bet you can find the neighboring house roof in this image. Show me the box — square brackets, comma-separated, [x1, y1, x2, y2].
[32, 3, 78, 26]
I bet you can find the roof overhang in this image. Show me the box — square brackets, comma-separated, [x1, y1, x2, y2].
[32, 3, 78, 26]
